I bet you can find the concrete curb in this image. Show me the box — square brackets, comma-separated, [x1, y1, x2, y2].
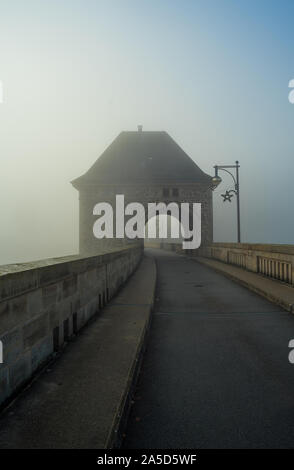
[193, 256, 294, 313]
[105, 255, 157, 448]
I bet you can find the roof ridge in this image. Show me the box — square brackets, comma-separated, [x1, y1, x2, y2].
[71, 131, 212, 188]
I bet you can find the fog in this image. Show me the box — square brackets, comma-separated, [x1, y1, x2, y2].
[1, 0, 294, 265]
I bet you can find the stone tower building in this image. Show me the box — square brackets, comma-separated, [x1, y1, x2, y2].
[71, 128, 213, 255]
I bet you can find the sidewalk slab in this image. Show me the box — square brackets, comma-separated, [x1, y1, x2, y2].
[194, 256, 294, 313]
[0, 255, 156, 449]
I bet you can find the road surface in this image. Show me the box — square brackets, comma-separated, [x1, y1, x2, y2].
[123, 248, 294, 449]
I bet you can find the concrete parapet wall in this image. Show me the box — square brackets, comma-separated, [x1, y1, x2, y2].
[146, 241, 294, 286]
[198, 243, 294, 286]
[0, 246, 142, 407]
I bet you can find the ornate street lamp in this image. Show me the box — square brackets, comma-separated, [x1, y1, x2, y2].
[212, 161, 241, 243]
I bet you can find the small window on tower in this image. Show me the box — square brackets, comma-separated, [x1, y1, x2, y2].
[163, 188, 169, 197]
[172, 188, 179, 197]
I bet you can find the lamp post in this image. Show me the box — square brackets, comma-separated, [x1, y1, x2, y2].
[211, 161, 241, 243]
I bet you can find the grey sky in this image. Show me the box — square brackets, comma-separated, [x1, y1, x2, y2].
[1, 0, 294, 264]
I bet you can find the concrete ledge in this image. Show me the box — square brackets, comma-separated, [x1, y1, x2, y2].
[0, 255, 156, 449]
[194, 256, 294, 312]
[0, 245, 142, 301]
[211, 242, 294, 255]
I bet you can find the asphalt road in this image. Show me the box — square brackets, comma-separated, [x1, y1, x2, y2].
[123, 248, 294, 449]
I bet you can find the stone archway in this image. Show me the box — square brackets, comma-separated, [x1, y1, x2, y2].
[144, 212, 185, 248]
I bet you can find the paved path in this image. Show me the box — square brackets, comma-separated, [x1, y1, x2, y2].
[0, 257, 156, 449]
[123, 249, 294, 449]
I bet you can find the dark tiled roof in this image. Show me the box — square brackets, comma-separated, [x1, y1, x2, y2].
[71, 131, 212, 188]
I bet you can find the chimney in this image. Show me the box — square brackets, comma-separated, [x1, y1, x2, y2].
[137, 125, 143, 132]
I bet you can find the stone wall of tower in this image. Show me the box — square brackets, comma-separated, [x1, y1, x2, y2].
[79, 183, 213, 255]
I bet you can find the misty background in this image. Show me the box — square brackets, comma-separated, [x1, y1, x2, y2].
[0, 0, 294, 265]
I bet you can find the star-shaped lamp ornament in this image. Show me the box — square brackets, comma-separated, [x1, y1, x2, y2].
[221, 190, 234, 202]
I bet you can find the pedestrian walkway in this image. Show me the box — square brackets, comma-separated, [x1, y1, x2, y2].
[0, 256, 156, 449]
